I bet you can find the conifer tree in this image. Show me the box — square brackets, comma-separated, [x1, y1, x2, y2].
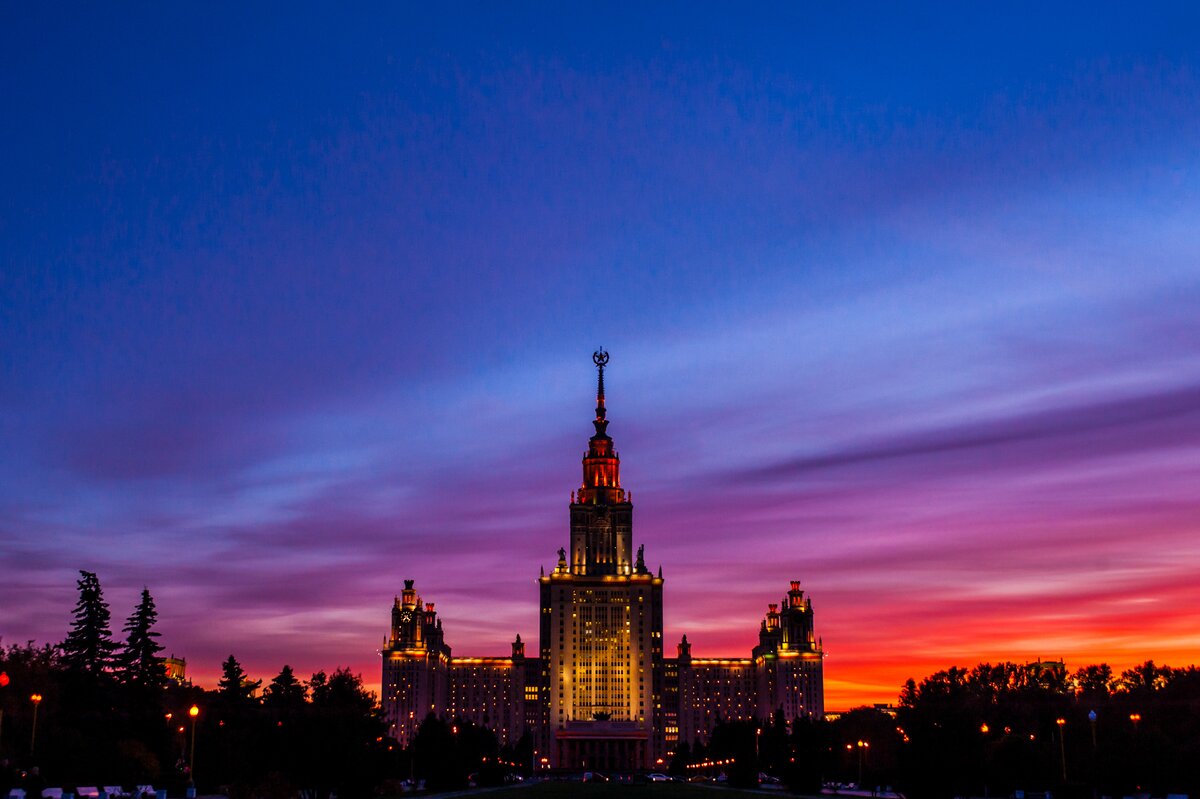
[61, 570, 115, 676]
[117, 587, 165, 687]
[262, 664, 307, 709]
[217, 654, 261, 701]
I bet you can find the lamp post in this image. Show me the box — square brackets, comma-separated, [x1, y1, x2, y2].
[851, 740, 868, 787]
[0, 671, 8, 748]
[1129, 713, 1140, 733]
[30, 694, 43, 753]
[1087, 710, 1098, 799]
[1056, 718, 1067, 782]
[980, 723, 991, 797]
[188, 705, 200, 793]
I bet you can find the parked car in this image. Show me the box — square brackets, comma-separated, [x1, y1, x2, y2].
[647, 773, 672, 782]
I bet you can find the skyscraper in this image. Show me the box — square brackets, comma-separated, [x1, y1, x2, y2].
[382, 352, 823, 769]
[538, 349, 665, 768]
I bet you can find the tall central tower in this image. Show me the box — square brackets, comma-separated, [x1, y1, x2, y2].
[539, 350, 665, 770]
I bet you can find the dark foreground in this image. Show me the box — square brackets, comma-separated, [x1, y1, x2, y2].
[406, 783, 803, 799]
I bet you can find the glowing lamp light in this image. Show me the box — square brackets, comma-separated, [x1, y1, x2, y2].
[980, 723, 989, 734]
[1056, 718, 1065, 727]
[189, 705, 200, 718]
[0, 671, 9, 687]
[31, 693, 43, 703]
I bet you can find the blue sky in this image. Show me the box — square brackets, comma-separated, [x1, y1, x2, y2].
[2, 4, 1199, 705]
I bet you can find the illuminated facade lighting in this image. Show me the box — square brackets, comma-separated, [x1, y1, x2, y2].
[381, 352, 825, 768]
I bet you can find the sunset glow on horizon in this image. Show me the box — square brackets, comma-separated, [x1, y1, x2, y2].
[3, 5, 1199, 712]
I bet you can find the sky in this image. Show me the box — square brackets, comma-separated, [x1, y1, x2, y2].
[2, 4, 1199, 710]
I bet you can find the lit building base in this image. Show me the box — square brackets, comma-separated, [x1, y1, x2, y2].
[554, 721, 652, 771]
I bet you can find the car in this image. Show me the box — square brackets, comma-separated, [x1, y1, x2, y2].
[582, 772, 609, 783]
[647, 773, 672, 782]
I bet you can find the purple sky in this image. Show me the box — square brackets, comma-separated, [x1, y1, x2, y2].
[2, 5, 1199, 707]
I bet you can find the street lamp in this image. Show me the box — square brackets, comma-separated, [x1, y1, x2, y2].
[1129, 713, 1141, 733]
[1088, 711, 1098, 799]
[851, 740, 869, 787]
[0, 671, 8, 746]
[30, 694, 43, 753]
[1056, 718, 1067, 782]
[188, 705, 200, 792]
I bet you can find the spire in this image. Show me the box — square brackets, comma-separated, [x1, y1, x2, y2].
[592, 348, 610, 440]
[577, 349, 625, 504]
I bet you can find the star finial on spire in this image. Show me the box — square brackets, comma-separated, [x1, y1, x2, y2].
[591, 348, 610, 439]
[593, 347, 608, 416]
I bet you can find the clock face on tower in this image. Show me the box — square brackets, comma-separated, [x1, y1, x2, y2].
[400, 611, 413, 623]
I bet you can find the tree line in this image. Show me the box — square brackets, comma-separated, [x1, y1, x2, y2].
[0, 571, 388, 799]
[5, 571, 1200, 798]
[673, 659, 1200, 798]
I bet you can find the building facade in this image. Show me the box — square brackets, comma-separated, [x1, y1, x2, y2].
[381, 352, 824, 769]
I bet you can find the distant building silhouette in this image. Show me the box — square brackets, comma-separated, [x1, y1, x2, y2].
[381, 352, 824, 769]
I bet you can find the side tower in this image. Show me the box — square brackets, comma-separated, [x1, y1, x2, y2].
[382, 580, 451, 745]
[753, 580, 825, 721]
[539, 351, 665, 770]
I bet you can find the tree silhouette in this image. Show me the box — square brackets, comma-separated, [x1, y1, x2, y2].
[262, 664, 307, 710]
[217, 654, 261, 702]
[117, 587, 165, 687]
[61, 570, 115, 676]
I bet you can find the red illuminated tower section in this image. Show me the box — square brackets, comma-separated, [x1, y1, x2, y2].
[570, 349, 634, 575]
